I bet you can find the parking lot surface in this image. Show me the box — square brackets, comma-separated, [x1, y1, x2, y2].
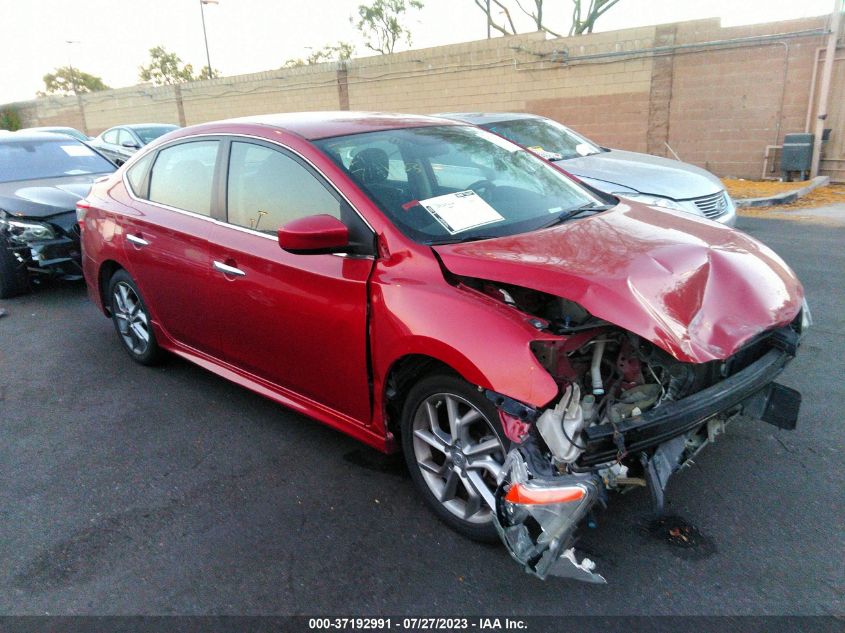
[0, 215, 842, 616]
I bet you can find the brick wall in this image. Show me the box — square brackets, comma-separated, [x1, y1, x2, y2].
[3, 15, 837, 180]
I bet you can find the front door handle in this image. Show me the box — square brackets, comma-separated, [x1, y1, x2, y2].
[126, 234, 149, 247]
[213, 260, 246, 277]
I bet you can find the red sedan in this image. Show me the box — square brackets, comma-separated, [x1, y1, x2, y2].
[79, 112, 808, 582]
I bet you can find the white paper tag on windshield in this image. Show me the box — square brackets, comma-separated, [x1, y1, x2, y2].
[419, 190, 504, 235]
[528, 146, 564, 161]
[60, 144, 95, 157]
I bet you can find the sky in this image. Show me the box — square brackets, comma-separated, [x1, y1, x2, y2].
[0, 0, 836, 104]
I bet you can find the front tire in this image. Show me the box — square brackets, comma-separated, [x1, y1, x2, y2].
[0, 236, 30, 299]
[108, 269, 161, 365]
[400, 374, 508, 542]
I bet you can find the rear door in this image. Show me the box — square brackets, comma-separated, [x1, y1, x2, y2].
[120, 138, 221, 351]
[205, 138, 375, 423]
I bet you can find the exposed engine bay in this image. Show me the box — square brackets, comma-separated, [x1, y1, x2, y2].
[460, 277, 807, 583]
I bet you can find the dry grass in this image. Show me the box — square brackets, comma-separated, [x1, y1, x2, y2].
[739, 184, 845, 215]
[722, 178, 811, 200]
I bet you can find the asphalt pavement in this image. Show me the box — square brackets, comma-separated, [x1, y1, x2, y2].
[0, 215, 842, 616]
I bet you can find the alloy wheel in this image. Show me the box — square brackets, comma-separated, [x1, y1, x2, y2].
[411, 393, 505, 524]
[112, 281, 151, 355]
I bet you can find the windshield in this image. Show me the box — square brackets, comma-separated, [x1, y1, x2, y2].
[481, 118, 602, 161]
[0, 139, 115, 182]
[315, 125, 602, 244]
[133, 125, 178, 145]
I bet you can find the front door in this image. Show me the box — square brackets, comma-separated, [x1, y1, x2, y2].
[205, 139, 375, 424]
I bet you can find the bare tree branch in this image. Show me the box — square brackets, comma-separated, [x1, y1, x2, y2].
[472, 0, 622, 39]
[570, 0, 621, 35]
[473, 0, 518, 35]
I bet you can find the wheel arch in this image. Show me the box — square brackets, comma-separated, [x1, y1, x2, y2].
[97, 259, 125, 316]
[382, 353, 462, 441]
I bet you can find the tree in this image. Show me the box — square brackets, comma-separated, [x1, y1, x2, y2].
[40, 66, 109, 95]
[353, 0, 424, 55]
[138, 46, 197, 85]
[569, 0, 622, 35]
[473, 0, 517, 36]
[514, 1, 562, 36]
[197, 65, 222, 80]
[0, 107, 22, 131]
[283, 42, 355, 68]
[471, 0, 622, 38]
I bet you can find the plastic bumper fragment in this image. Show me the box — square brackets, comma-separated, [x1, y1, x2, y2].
[493, 449, 605, 583]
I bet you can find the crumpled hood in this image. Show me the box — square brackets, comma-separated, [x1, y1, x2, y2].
[0, 175, 99, 219]
[562, 149, 724, 199]
[433, 203, 803, 363]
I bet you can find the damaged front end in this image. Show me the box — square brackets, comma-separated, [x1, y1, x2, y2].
[472, 279, 809, 583]
[0, 209, 83, 282]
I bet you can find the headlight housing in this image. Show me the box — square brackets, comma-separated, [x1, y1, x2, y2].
[0, 215, 57, 243]
[617, 193, 684, 212]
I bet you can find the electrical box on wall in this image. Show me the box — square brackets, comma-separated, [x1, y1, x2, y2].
[781, 133, 814, 181]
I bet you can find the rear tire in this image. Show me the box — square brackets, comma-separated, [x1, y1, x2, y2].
[0, 236, 29, 299]
[108, 269, 161, 365]
[400, 373, 508, 543]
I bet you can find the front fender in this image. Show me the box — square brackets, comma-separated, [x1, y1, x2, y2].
[369, 249, 560, 423]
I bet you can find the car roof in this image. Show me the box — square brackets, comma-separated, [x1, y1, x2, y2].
[102, 123, 179, 133]
[190, 111, 462, 141]
[18, 126, 78, 132]
[436, 112, 545, 125]
[0, 132, 83, 143]
[125, 123, 179, 128]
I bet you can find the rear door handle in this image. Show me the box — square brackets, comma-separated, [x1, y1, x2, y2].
[127, 234, 149, 247]
[213, 260, 246, 277]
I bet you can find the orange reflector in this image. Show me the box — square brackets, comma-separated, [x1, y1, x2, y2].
[504, 483, 585, 505]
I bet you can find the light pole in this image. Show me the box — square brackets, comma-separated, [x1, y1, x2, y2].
[65, 40, 81, 95]
[199, 0, 218, 78]
[486, 0, 491, 38]
[65, 39, 88, 135]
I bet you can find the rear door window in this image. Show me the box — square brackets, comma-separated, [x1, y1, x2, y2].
[148, 141, 219, 216]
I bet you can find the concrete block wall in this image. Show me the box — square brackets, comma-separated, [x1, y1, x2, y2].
[665, 17, 826, 176]
[2, 15, 833, 180]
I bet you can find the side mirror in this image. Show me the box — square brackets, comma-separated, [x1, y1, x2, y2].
[121, 140, 139, 149]
[278, 214, 349, 254]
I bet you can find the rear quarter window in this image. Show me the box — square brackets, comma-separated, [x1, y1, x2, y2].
[125, 153, 154, 197]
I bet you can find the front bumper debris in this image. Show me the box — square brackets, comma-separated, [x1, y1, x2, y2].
[494, 449, 605, 583]
[489, 325, 802, 583]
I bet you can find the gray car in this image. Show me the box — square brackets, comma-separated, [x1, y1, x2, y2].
[16, 126, 91, 143]
[439, 112, 736, 226]
[89, 123, 179, 166]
